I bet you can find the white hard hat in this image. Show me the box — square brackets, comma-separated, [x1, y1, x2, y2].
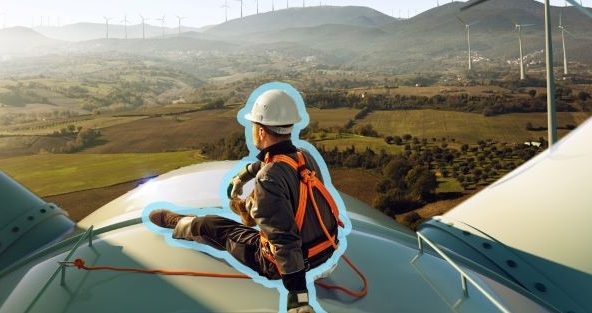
[244, 89, 301, 134]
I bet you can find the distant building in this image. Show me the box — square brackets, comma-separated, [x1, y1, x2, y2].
[524, 141, 541, 147]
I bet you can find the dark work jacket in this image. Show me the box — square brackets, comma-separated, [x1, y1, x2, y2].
[244, 140, 338, 291]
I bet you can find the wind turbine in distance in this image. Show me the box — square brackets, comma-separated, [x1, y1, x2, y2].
[122, 14, 129, 39]
[236, 0, 243, 18]
[461, 0, 592, 146]
[176, 15, 185, 34]
[255, 0, 259, 14]
[513, 20, 534, 80]
[559, 11, 572, 75]
[140, 15, 148, 39]
[103, 16, 112, 39]
[222, 0, 230, 22]
[156, 14, 166, 38]
[456, 16, 479, 71]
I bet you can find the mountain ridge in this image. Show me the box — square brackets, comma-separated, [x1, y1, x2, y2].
[1, 2, 591, 75]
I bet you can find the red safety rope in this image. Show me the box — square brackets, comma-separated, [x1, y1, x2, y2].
[71, 258, 248, 279]
[70, 254, 368, 298]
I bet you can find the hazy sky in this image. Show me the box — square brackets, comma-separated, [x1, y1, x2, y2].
[0, 0, 582, 29]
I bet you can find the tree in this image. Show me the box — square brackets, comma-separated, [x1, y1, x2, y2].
[525, 121, 533, 130]
[461, 144, 469, 153]
[383, 156, 412, 189]
[578, 91, 590, 102]
[405, 167, 438, 202]
[528, 89, 537, 98]
[76, 128, 100, 147]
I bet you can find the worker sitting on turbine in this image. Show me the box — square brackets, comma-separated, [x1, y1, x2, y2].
[149, 84, 347, 313]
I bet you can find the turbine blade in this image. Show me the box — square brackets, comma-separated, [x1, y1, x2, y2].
[561, 25, 576, 37]
[510, 17, 518, 26]
[565, 0, 592, 20]
[460, 0, 490, 11]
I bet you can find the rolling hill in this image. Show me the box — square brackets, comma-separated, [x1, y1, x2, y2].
[1, 1, 592, 75]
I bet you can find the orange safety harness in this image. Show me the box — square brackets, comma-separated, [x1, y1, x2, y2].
[69, 151, 367, 298]
[260, 151, 343, 270]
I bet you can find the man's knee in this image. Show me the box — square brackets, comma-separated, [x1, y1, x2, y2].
[172, 216, 197, 239]
[190, 215, 217, 237]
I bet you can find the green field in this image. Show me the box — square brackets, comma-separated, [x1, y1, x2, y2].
[0, 115, 149, 136]
[3, 106, 591, 200]
[363, 110, 591, 144]
[0, 151, 206, 196]
[308, 107, 359, 128]
[313, 133, 405, 154]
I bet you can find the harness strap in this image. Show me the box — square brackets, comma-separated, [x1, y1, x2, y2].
[262, 151, 343, 263]
[265, 151, 343, 229]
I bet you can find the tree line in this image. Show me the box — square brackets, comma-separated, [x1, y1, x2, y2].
[38, 125, 102, 154]
[199, 129, 540, 219]
[303, 86, 591, 116]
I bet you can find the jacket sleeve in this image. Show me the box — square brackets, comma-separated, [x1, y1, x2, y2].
[238, 161, 262, 181]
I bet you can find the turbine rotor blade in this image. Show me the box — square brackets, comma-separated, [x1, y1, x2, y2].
[460, 0, 490, 11]
[560, 25, 576, 36]
[565, 0, 592, 20]
[462, 0, 592, 22]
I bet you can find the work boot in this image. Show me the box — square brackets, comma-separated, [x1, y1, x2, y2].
[149, 209, 193, 229]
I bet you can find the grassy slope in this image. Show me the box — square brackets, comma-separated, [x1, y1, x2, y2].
[364, 110, 589, 144]
[1, 151, 205, 196]
[4, 108, 591, 197]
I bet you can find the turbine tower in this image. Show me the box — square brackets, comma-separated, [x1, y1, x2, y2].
[236, 0, 243, 18]
[156, 14, 166, 38]
[222, 0, 230, 22]
[140, 15, 148, 39]
[176, 15, 185, 34]
[559, 11, 572, 75]
[103, 16, 112, 39]
[255, 0, 259, 14]
[513, 21, 534, 80]
[122, 14, 129, 39]
[457, 16, 479, 71]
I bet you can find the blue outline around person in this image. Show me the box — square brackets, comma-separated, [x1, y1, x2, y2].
[145, 82, 351, 313]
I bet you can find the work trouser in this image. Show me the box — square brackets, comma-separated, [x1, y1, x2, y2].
[173, 215, 281, 280]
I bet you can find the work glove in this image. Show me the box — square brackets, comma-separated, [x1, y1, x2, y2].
[226, 163, 259, 199]
[227, 175, 245, 199]
[229, 193, 256, 226]
[287, 291, 315, 313]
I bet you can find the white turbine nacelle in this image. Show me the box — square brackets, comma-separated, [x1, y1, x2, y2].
[421, 116, 592, 313]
